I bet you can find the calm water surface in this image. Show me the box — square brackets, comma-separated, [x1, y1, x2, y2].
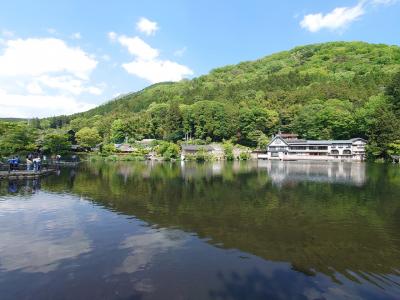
[0, 161, 400, 299]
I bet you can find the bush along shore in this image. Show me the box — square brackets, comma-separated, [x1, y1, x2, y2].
[87, 141, 253, 162]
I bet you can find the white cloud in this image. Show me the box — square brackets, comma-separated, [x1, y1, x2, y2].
[0, 88, 96, 118]
[118, 35, 159, 60]
[136, 17, 159, 36]
[0, 38, 97, 79]
[300, 0, 398, 33]
[122, 59, 193, 83]
[300, 3, 365, 32]
[0, 37, 101, 118]
[113, 32, 193, 83]
[71, 32, 82, 39]
[37, 75, 103, 95]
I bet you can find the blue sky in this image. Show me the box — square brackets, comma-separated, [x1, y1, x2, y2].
[0, 0, 399, 117]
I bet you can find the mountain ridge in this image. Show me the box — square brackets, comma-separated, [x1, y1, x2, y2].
[22, 41, 398, 159]
[72, 41, 399, 120]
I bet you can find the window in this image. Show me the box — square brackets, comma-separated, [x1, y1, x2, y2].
[343, 149, 351, 155]
[309, 146, 328, 150]
[289, 146, 307, 150]
[269, 146, 287, 151]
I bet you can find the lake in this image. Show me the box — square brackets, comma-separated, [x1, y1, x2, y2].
[0, 160, 399, 299]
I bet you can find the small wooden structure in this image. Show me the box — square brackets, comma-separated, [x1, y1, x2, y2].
[0, 169, 57, 180]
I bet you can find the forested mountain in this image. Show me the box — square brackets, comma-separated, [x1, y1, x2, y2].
[2, 41, 400, 158]
[80, 41, 400, 117]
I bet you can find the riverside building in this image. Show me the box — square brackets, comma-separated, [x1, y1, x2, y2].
[266, 133, 366, 161]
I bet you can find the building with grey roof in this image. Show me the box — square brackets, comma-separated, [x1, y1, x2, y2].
[265, 133, 366, 161]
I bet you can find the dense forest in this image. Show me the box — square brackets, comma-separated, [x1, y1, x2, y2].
[1, 41, 400, 159]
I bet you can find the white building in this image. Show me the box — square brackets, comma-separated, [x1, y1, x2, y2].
[266, 133, 366, 161]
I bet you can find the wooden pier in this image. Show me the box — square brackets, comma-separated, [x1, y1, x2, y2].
[0, 169, 57, 180]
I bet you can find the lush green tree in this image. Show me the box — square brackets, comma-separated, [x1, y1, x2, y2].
[39, 119, 51, 129]
[165, 101, 184, 142]
[365, 105, 400, 159]
[189, 101, 235, 141]
[148, 103, 169, 139]
[42, 132, 71, 155]
[355, 95, 400, 159]
[388, 140, 400, 156]
[238, 104, 279, 146]
[70, 117, 90, 132]
[223, 141, 235, 161]
[48, 115, 70, 128]
[257, 134, 270, 150]
[386, 71, 400, 113]
[29, 118, 41, 129]
[110, 119, 127, 143]
[76, 127, 102, 148]
[101, 143, 117, 156]
[157, 141, 180, 160]
[0, 122, 37, 156]
[293, 99, 355, 140]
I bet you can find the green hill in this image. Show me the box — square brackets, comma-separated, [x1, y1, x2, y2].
[79, 41, 400, 116]
[66, 41, 400, 152]
[2, 41, 400, 159]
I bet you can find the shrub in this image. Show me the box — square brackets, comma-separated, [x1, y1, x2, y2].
[101, 144, 117, 156]
[157, 141, 180, 160]
[195, 149, 213, 162]
[239, 151, 250, 160]
[223, 142, 235, 161]
[257, 134, 270, 150]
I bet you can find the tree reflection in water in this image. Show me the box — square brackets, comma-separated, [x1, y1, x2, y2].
[1, 160, 400, 297]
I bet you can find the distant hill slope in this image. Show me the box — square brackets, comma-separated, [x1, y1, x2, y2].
[77, 41, 400, 118]
[0, 118, 28, 122]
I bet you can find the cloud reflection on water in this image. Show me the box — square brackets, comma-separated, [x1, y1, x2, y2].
[0, 193, 92, 273]
[114, 229, 187, 275]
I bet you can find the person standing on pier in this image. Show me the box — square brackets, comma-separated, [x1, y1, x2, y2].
[26, 155, 33, 171]
[33, 156, 41, 172]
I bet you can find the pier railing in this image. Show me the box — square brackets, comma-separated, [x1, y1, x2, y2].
[0, 162, 52, 173]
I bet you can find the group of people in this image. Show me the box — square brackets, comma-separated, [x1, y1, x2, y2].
[7, 156, 20, 171]
[5, 153, 74, 173]
[26, 153, 45, 172]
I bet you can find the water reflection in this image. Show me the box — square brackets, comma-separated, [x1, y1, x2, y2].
[0, 179, 42, 194]
[114, 229, 187, 275]
[0, 193, 92, 273]
[258, 160, 366, 186]
[42, 162, 400, 281]
[0, 161, 399, 299]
